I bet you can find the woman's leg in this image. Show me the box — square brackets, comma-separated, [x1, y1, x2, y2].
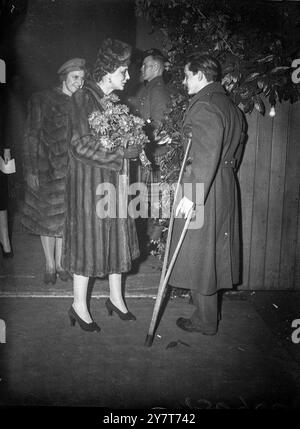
[55, 237, 63, 271]
[0, 210, 12, 252]
[54, 237, 72, 280]
[73, 274, 93, 323]
[108, 273, 128, 313]
[40, 235, 56, 273]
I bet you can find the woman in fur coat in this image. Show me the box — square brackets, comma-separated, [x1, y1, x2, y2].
[62, 39, 140, 332]
[22, 58, 86, 284]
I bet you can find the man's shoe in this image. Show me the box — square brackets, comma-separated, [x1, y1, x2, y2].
[176, 317, 217, 335]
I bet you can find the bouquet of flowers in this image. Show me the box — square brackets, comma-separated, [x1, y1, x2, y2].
[88, 94, 151, 168]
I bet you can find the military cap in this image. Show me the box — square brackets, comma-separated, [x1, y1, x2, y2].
[57, 58, 86, 75]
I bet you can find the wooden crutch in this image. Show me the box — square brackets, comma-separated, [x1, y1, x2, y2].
[145, 132, 193, 347]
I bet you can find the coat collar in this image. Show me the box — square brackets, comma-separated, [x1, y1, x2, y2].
[85, 80, 105, 98]
[187, 82, 225, 111]
[146, 75, 164, 90]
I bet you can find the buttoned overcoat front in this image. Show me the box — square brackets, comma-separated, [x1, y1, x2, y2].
[169, 82, 246, 295]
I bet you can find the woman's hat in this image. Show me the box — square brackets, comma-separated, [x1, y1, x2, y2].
[57, 58, 86, 75]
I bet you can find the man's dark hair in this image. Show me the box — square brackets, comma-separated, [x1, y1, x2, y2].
[186, 54, 221, 82]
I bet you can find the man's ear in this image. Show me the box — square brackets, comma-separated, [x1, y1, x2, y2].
[153, 61, 159, 72]
[197, 71, 204, 81]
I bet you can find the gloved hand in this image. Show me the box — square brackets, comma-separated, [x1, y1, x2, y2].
[175, 196, 194, 218]
[26, 173, 39, 191]
[123, 146, 142, 159]
[3, 148, 11, 164]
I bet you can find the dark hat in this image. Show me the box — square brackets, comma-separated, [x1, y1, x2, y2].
[57, 58, 86, 75]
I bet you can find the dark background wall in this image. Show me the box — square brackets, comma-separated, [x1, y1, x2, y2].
[2, 0, 136, 94]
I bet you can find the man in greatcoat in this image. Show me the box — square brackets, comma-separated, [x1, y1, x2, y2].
[169, 54, 246, 335]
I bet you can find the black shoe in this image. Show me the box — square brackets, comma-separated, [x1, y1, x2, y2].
[68, 306, 101, 332]
[176, 317, 217, 335]
[43, 271, 56, 284]
[105, 298, 136, 321]
[57, 270, 72, 282]
[0, 243, 13, 258]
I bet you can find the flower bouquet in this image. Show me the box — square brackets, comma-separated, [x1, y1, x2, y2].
[88, 94, 151, 169]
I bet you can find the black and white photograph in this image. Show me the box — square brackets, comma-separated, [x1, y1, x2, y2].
[0, 0, 300, 417]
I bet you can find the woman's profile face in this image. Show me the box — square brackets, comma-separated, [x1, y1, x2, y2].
[108, 66, 130, 91]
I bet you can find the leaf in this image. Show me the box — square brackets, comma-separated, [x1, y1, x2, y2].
[177, 340, 191, 347]
[245, 72, 260, 83]
[242, 100, 254, 114]
[254, 97, 265, 115]
[223, 63, 235, 74]
[166, 341, 178, 349]
[257, 54, 274, 64]
[222, 73, 233, 86]
[269, 88, 277, 106]
[240, 89, 251, 99]
[270, 66, 290, 74]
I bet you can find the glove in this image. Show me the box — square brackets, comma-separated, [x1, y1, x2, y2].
[123, 146, 142, 159]
[3, 149, 11, 163]
[26, 173, 39, 191]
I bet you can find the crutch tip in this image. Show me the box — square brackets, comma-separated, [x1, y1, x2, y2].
[144, 334, 154, 347]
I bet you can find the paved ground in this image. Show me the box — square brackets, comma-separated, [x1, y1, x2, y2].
[0, 216, 300, 410]
[0, 219, 161, 298]
[0, 296, 299, 409]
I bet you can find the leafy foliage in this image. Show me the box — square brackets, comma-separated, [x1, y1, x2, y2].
[136, 0, 300, 264]
[136, 0, 300, 114]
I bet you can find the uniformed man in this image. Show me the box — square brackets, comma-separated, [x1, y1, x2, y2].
[128, 49, 172, 243]
[128, 48, 171, 175]
[169, 54, 246, 335]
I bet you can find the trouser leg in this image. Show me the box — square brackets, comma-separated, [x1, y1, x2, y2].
[190, 290, 218, 332]
[0, 210, 12, 252]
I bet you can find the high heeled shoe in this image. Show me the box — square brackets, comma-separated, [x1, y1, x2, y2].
[43, 271, 56, 284]
[0, 243, 13, 258]
[68, 306, 101, 332]
[105, 298, 136, 321]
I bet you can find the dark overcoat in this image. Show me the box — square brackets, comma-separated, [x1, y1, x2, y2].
[21, 88, 71, 236]
[62, 81, 139, 277]
[0, 84, 9, 210]
[169, 82, 246, 295]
